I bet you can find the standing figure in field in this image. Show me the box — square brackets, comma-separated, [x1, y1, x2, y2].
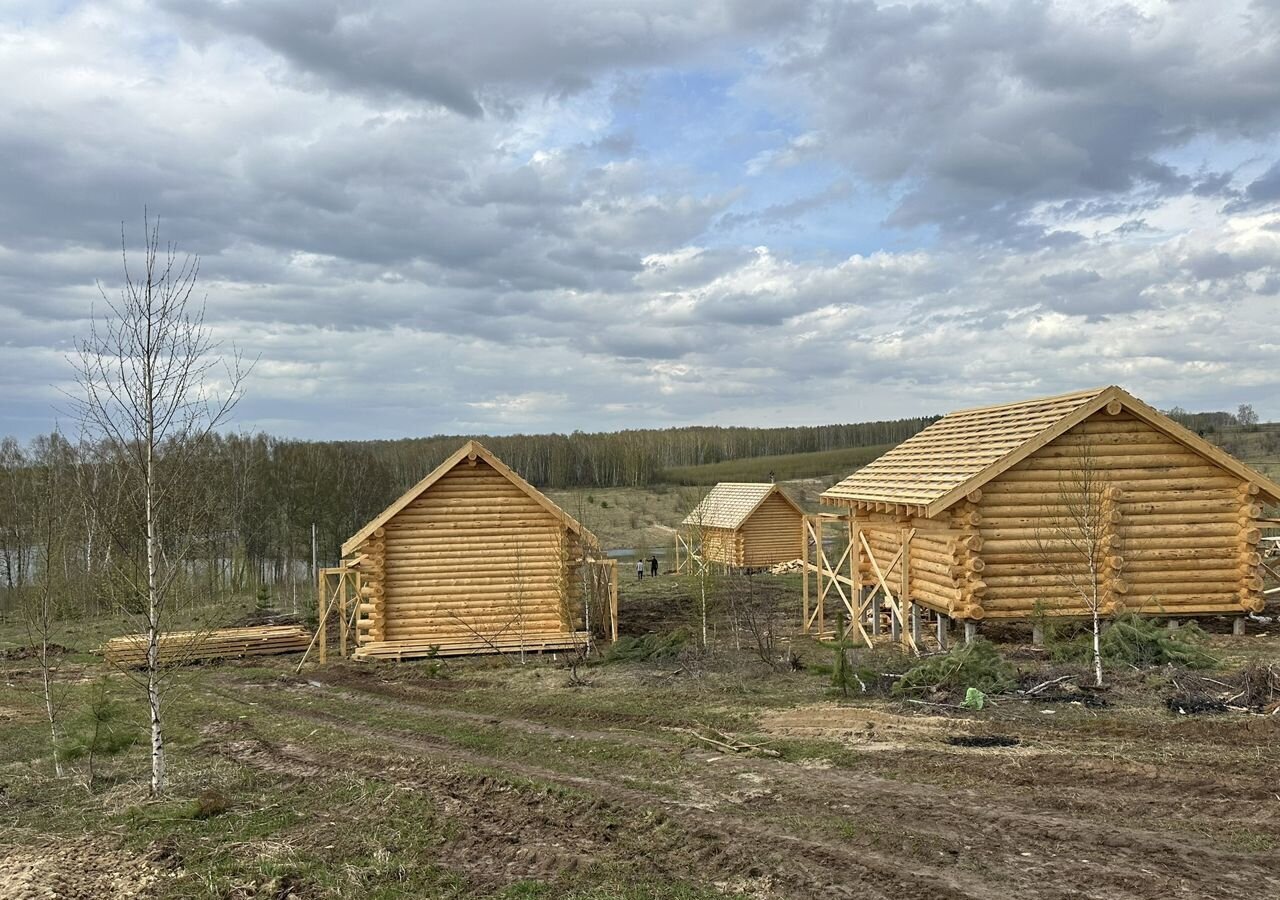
[636, 559, 644, 580]
[649, 555, 659, 577]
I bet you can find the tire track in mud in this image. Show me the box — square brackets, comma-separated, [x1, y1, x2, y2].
[297, 674, 1280, 864]
[211, 675, 1280, 900]
[300, 670, 677, 750]
[202, 705, 996, 899]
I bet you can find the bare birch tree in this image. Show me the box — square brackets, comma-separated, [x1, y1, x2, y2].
[681, 494, 719, 651]
[72, 213, 250, 796]
[1030, 440, 1120, 687]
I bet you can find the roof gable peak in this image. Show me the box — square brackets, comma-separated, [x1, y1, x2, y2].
[341, 439, 597, 556]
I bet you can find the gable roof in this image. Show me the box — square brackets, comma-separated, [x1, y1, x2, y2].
[682, 483, 804, 530]
[822, 385, 1280, 516]
[342, 440, 599, 556]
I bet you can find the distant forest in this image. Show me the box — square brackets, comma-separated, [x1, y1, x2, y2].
[0, 416, 937, 601]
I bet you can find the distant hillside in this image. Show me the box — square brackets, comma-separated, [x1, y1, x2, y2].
[661, 444, 893, 485]
[316, 416, 940, 490]
[1209, 423, 1280, 482]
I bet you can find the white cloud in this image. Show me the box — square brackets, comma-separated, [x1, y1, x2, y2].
[2, 0, 1280, 441]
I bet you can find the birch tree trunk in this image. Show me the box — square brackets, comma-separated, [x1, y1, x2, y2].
[145, 432, 166, 793]
[40, 638, 63, 778]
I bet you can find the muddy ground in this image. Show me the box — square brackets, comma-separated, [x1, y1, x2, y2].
[3, 589, 1280, 899]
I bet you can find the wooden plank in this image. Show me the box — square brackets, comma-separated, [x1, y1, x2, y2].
[102, 626, 312, 667]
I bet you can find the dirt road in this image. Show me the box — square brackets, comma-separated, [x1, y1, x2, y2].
[191, 663, 1280, 900]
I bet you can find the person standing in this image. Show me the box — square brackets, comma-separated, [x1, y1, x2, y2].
[649, 555, 659, 577]
[636, 559, 644, 580]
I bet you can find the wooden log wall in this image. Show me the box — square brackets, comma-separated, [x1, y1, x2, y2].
[699, 526, 743, 567]
[1238, 481, 1266, 612]
[952, 497, 986, 619]
[352, 458, 583, 644]
[854, 511, 963, 616]
[740, 493, 806, 567]
[973, 409, 1264, 618]
[358, 535, 385, 643]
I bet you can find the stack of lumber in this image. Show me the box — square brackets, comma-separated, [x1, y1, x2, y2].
[352, 631, 590, 661]
[101, 625, 312, 667]
[768, 558, 805, 575]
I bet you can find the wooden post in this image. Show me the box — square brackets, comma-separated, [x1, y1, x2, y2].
[338, 572, 349, 658]
[317, 569, 327, 665]
[936, 614, 949, 650]
[849, 514, 860, 637]
[1233, 616, 1246, 637]
[870, 584, 881, 636]
[897, 526, 911, 646]
[610, 560, 619, 641]
[964, 621, 977, 644]
[801, 518, 810, 634]
[815, 516, 825, 635]
[1032, 623, 1045, 647]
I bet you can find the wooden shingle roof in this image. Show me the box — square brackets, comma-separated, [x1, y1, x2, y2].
[683, 483, 801, 530]
[822, 385, 1280, 516]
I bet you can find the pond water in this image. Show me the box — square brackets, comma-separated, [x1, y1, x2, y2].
[607, 548, 669, 560]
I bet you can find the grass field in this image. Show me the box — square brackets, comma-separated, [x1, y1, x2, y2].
[4, 575, 1280, 899]
[544, 484, 703, 558]
[1220, 424, 1280, 482]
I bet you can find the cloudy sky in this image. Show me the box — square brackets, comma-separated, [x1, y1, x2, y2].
[3, 0, 1280, 441]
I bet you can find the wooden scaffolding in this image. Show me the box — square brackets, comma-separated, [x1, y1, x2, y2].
[672, 528, 708, 576]
[801, 512, 922, 651]
[314, 564, 362, 663]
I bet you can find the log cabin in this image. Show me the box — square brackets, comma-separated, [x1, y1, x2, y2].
[820, 386, 1280, 626]
[680, 483, 806, 569]
[338, 440, 617, 661]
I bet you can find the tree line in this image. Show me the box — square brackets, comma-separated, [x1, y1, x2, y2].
[0, 416, 937, 601]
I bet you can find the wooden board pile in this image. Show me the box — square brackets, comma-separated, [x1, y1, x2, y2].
[768, 558, 805, 575]
[101, 625, 312, 667]
[351, 631, 590, 661]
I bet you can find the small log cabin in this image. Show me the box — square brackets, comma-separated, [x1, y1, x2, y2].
[821, 386, 1280, 623]
[681, 483, 806, 569]
[339, 440, 617, 660]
